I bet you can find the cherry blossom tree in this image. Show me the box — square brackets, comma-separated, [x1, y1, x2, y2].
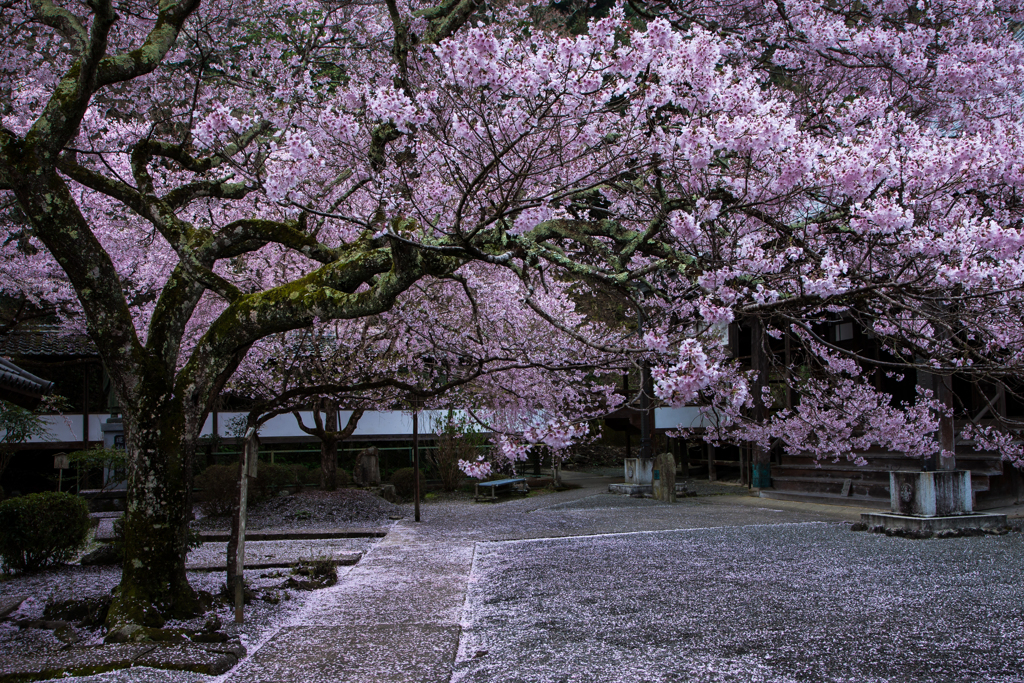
[613, 0, 1024, 475]
[4, 0, 1024, 628]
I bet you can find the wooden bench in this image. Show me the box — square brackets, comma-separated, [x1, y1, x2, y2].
[474, 477, 529, 502]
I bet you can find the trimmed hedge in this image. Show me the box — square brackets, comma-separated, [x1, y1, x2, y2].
[0, 492, 90, 573]
[194, 464, 239, 516]
[390, 467, 425, 500]
[196, 461, 332, 515]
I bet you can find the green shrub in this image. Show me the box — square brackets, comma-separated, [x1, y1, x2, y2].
[254, 462, 297, 499]
[197, 460, 314, 515]
[0, 492, 90, 572]
[290, 464, 317, 487]
[390, 467, 425, 500]
[194, 464, 239, 516]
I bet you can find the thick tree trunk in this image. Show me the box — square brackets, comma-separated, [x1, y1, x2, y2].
[321, 402, 339, 490]
[321, 438, 339, 491]
[107, 391, 202, 627]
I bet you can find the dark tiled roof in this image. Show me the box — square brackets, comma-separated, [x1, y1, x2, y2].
[0, 358, 55, 408]
[0, 325, 97, 357]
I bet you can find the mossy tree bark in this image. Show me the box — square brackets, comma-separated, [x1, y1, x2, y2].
[113, 388, 202, 625]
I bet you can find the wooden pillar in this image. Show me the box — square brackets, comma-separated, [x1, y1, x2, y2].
[937, 373, 956, 471]
[228, 427, 258, 623]
[639, 362, 654, 460]
[679, 439, 689, 479]
[707, 442, 717, 481]
[82, 365, 89, 451]
[740, 444, 748, 487]
[785, 329, 794, 411]
[623, 373, 631, 460]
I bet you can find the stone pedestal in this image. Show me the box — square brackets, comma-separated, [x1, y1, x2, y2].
[890, 470, 972, 517]
[652, 452, 676, 502]
[860, 511, 1007, 534]
[860, 470, 1007, 534]
[624, 458, 653, 485]
[354, 446, 381, 486]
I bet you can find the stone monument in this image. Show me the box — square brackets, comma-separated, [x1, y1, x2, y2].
[652, 452, 676, 502]
[353, 446, 381, 486]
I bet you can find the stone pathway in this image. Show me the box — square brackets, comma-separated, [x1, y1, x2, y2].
[223, 473, 845, 683]
[226, 523, 473, 682]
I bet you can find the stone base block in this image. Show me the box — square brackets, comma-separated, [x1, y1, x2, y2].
[609, 484, 651, 495]
[609, 483, 691, 497]
[890, 470, 972, 516]
[624, 458, 654, 485]
[861, 512, 1007, 533]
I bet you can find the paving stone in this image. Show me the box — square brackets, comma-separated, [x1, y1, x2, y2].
[229, 625, 460, 683]
[196, 528, 386, 542]
[0, 644, 156, 682]
[133, 645, 241, 676]
[93, 518, 117, 541]
[0, 642, 247, 682]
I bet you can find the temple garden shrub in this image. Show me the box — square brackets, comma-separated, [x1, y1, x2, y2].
[429, 411, 482, 492]
[390, 467, 425, 500]
[254, 462, 298, 499]
[290, 464, 316, 487]
[194, 464, 238, 516]
[334, 468, 352, 487]
[197, 462, 335, 516]
[0, 492, 90, 572]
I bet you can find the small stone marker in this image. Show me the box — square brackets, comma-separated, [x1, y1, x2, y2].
[841, 478, 853, 497]
[379, 483, 399, 503]
[652, 452, 676, 502]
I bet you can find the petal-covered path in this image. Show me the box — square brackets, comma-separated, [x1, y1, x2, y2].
[227, 473, 1024, 683]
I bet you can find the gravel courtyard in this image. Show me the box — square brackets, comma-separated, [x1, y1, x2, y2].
[453, 523, 1024, 683]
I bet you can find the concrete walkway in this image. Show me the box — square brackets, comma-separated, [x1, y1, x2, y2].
[224, 473, 890, 683]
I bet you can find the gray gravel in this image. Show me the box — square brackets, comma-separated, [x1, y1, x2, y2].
[453, 523, 1024, 683]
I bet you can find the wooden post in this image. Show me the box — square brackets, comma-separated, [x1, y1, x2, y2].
[623, 372, 631, 460]
[228, 427, 257, 623]
[679, 438, 689, 479]
[82, 367, 89, 452]
[639, 361, 654, 460]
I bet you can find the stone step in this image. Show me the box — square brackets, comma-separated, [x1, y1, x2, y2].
[770, 475, 890, 500]
[758, 490, 890, 509]
[771, 471, 991, 494]
[197, 528, 386, 542]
